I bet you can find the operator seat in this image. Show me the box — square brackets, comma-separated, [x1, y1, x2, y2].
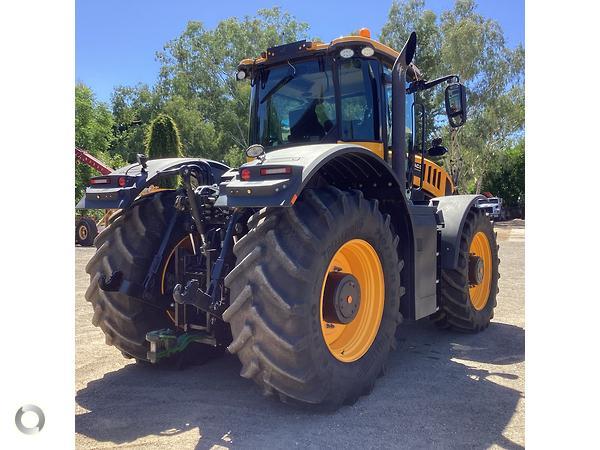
[289, 101, 325, 142]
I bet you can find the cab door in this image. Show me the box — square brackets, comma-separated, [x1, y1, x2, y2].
[336, 57, 385, 159]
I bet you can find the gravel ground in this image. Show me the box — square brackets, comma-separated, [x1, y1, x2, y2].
[75, 221, 524, 450]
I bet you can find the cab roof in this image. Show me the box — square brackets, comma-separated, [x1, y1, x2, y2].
[238, 30, 423, 81]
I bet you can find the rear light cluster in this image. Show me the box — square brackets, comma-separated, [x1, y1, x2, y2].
[240, 166, 292, 181]
[90, 177, 110, 185]
[89, 176, 130, 187]
[260, 167, 291, 176]
[240, 169, 251, 181]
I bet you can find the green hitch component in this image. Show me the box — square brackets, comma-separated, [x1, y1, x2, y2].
[146, 328, 216, 363]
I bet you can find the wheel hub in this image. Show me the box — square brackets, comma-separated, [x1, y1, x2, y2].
[322, 272, 361, 324]
[468, 254, 484, 285]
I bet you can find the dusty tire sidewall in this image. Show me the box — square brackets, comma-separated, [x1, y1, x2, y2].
[463, 211, 499, 326]
[295, 201, 400, 395]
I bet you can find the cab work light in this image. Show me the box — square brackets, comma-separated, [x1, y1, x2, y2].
[259, 167, 292, 176]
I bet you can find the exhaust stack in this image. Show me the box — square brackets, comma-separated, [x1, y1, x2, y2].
[391, 32, 417, 193]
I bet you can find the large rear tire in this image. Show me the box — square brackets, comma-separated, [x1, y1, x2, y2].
[223, 187, 403, 407]
[431, 208, 499, 332]
[85, 192, 221, 362]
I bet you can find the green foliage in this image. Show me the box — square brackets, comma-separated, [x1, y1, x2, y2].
[111, 84, 160, 162]
[145, 113, 183, 159]
[380, 0, 524, 193]
[75, 83, 125, 202]
[144, 114, 183, 188]
[223, 146, 246, 168]
[482, 139, 525, 207]
[381, 0, 442, 134]
[154, 8, 310, 159]
[76, 83, 114, 153]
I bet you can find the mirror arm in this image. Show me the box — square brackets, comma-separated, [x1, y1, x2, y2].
[407, 74, 460, 94]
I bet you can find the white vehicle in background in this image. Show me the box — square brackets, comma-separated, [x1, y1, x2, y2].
[477, 197, 503, 220]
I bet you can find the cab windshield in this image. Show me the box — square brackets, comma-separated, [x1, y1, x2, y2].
[252, 59, 336, 148]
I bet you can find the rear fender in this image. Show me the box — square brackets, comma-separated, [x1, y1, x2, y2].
[431, 194, 486, 270]
[215, 143, 405, 208]
[76, 157, 229, 210]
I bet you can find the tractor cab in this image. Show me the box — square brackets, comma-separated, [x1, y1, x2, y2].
[236, 28, 458, 199]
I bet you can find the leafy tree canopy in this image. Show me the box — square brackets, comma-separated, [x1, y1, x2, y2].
[482, 138, 525, 207]
[75, 82, 125, 202]
[380, 0, 524, 193]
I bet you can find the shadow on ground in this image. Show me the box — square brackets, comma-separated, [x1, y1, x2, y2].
[76, 320, 524, 449]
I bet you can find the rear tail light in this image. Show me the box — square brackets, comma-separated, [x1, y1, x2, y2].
[118, 176, 127, 187]
[240, 168, 251, 181]
[259, 167, 292, 176]
[90, 177, 110, 185]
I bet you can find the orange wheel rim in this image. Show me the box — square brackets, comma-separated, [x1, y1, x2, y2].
[78, 225, 88, 240]
[320, 239, 384, 362]
[469, 231, 492, 310]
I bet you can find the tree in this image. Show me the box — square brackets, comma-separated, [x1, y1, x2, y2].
[380, 0, 524, 193]
[145, 113, 183, 159]
[103, 8, 310, 166]
[381, 0, 442, 135]
[110, 84, 161, 162]
[144, 113, 183, 188]
[154, 8, 310, 162]
[482, 139, 524, 208]
[75, 82, 124, 202]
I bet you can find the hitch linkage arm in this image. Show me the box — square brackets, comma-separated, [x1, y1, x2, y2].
[172, 210, 241, 317]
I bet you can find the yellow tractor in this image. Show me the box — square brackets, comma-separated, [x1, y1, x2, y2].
[79, 29, 499, 407]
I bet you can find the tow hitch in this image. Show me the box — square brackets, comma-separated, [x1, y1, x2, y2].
[146, 329, 217, 363]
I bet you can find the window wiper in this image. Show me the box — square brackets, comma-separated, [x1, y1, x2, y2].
[260, 74, 294, 104]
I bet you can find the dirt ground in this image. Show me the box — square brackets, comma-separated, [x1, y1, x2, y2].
[75, 221, 524, 450]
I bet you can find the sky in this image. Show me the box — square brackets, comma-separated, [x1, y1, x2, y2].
[76, 0, 524, 103]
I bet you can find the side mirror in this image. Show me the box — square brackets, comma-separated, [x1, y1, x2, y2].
[427, 137, 448, 157]
[445, 83, 467, 128]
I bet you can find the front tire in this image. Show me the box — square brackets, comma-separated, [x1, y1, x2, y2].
[223, 187, 403, 407]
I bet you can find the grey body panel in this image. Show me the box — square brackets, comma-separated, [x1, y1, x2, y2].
[215, 143, 401, 208]
[407, 204, 439, 320]
[431, 194, 485, 269]
[76, 157, 229, 210]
